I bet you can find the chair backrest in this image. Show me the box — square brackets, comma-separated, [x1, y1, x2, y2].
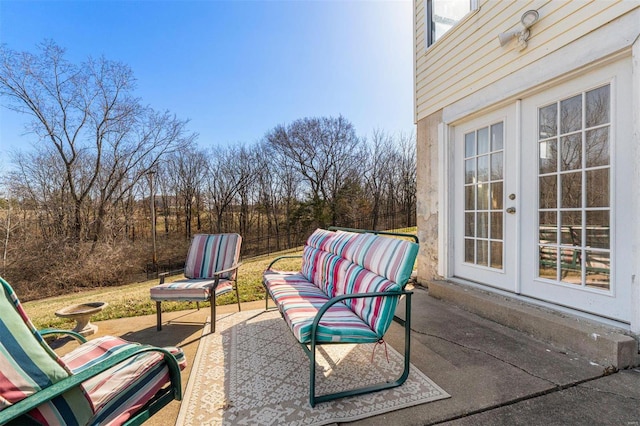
[184, 234, 242, 280]
[0, 276, 94, 425]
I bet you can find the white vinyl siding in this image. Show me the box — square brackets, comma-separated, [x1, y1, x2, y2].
[414, 0, 640, 123]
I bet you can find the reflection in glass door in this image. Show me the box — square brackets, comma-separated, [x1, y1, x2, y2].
[537, 85, 611, 290]
[464, 122, 504, 269]
[454, 106, 516, 292]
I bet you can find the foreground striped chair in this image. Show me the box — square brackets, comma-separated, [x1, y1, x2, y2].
[0, 276, 185, 426]
[150, 233, 242, 332]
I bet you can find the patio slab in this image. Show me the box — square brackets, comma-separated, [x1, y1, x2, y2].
[49, 288, 640, 425]
[351, 286, 608, 425]
[442, 369, 640, 426]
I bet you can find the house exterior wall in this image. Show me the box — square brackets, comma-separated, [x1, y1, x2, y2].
[416, 110, 442, 281]
[415, 0, 640, 122]
[414, 0, 640, 331]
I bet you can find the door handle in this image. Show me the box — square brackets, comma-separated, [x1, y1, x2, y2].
[506, 207, 516, 214]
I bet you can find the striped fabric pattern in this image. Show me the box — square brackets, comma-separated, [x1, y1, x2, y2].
[185, 234, 242, 280]
[263, 272, 380, 343]
[150, 279, 234, 302]
[0, 276, 186, 426]
[0, 277, 93, 425]
[340, 232, 418, 287]
[264, 229, 418, 343]
[302, 228, 418, 287]
[62, 336, 186, 426]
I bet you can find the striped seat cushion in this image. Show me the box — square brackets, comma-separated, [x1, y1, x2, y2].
[185, 234, 241, 280]
[263, 271, 379, 343]
[150, 278, 234, 302]
[62, 336, 186, 426]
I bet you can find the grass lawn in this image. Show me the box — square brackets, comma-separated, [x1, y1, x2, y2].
[22, 227, 417, 330]
[23, 249, 304, 330]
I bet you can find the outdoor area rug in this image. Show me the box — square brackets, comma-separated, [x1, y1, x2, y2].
[176, 309, 450, 426]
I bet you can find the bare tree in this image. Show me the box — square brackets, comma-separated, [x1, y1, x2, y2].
[205, 146, 253, 233]
[397, 131, 417, 226]
[169, 147, 207, 238]
[0, 41, 194, 246]
[363, 129, 394, 229]
[265, 115, 363, 227]
[235, 145, 261, 237]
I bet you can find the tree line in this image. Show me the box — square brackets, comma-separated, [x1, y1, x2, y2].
[0, 41, 416, 299]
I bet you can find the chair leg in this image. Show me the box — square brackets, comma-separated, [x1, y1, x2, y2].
[211, 295, 216, 334]
[235, 279, 241, 312]
[156, 301, 162, 331]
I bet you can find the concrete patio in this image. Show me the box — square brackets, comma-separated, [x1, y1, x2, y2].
[54, 285, 640, 425]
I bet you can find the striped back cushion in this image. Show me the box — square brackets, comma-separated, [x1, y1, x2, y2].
[0, 277, 93, 425]
[184, 234, 242, 280]
[336, 265, 401, 337]
[303, 229, 418, 288]
[339, 231, 418, 286]
[301, 228, 342, 284]
[300, 229, 418, 336]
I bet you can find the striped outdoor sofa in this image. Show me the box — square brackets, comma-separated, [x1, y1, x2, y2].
[0, 276, 186, 426]
[263, 227, 419, 406]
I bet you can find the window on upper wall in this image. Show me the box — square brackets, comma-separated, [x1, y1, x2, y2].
[425, 0, 478, 47]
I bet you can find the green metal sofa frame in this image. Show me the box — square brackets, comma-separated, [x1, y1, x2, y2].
[263, 227, 419, 407]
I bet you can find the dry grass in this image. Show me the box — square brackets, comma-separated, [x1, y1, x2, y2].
[22, 227, 417, 329]
[23, 249, 304, 330]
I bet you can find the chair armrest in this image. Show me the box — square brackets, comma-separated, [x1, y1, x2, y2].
[266, 255, 303, 270]
[0, 345, 183, 425]
[159, 271, 170, 284]
[211, 262, 242, 277]
[39, 328, 87, 344]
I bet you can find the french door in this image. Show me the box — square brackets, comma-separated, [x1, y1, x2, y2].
[453, 106, 518, 292]
[519, 58, 632, 322]
[452, 57, 632, 322]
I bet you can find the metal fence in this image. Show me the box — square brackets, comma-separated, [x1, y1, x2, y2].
[146, 209, 416, 279]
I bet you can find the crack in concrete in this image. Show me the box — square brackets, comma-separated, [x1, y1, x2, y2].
[407, 326, 620, 425]
[576, 382, 640, 401]
[409, 326, 564, 386]
[424, 376, 611, 426]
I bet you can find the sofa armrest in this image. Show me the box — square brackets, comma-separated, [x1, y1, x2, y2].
[212, 262, 242, 277]
[309, 290, 413, 343]
[266, 255, 303, 270]
[39, 328, 88, 344]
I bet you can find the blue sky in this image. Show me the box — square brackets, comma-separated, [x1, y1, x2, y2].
[0, 0, 414, 170]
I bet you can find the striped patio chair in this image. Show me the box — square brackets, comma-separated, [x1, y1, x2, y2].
[150, 233, 242, 332]
[0, 276, 185, 426]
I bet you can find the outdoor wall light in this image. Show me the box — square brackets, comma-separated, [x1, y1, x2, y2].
[498, 10, 539, 51]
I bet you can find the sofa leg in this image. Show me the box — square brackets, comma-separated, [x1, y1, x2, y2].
[309, 341, 317, 407]
[264, 285, 271, 311]
[306, 292, 413, 406]
[156, 301, 162, 331]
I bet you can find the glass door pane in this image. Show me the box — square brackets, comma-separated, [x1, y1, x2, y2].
[464, 122, 505, 270]
[537, 85, 611, 290]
